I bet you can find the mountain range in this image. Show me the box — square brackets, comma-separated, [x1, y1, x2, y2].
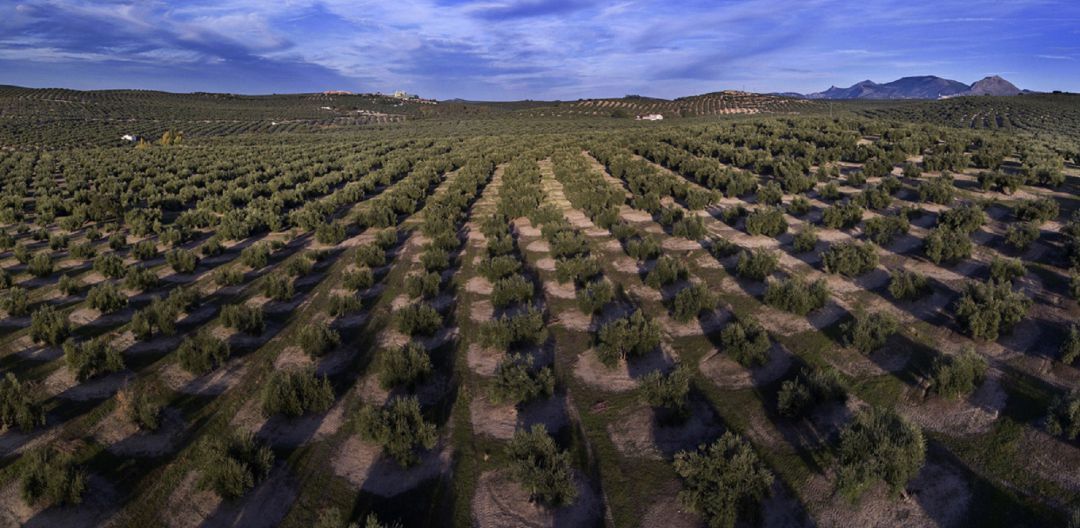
[795, 75, 1023, 100]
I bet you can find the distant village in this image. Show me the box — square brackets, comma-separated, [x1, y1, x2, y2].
[322, 90, 438, 105]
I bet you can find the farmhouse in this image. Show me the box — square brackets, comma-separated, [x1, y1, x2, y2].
[636, 113, 664, 121]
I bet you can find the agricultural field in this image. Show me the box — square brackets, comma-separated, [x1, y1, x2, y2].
[0, 87, 1078, 528]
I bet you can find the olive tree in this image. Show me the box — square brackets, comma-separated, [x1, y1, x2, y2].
[506, 424, 578, 506]
[673, 432, 774, 528]
[836, 407, 925, 500]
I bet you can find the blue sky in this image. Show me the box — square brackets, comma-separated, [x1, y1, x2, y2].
[1, 0, 1078, 99]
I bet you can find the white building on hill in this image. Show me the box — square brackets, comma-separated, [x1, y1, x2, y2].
[636, 113, 664, 121]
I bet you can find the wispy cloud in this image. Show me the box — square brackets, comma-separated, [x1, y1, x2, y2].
[0, 0, 1077, 98]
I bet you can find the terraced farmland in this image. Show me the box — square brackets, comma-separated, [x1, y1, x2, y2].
[0, 92, 1078, 528]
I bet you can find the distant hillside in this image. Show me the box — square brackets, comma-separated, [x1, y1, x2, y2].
[802, 75, 1024, 100]
[515, 91, 816, 118]
[964, 75, 1021, 96]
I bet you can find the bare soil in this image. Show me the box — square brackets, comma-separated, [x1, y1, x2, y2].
[332, 436, 451, 497]
[471, 469, 602, 528]
[469, 393, 569, 441]
[698, 343, 792, 390]
[606, 401, 723, 460]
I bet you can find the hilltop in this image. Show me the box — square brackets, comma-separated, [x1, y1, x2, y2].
[801, 75, 1025, 100]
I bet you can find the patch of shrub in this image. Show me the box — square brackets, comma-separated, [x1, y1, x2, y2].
[938, 203, 986, 233]
[792, 226, 818, 253]
[29, 305, 69, 346]
[836, 407, 925, 500]
[821, 241, 878, 276]
[13, 243, 30, 265]
[298, 322, 340, 358]
[764, 276, 830, 315]
[930, 348, 988, 398]
[492, 274, 534, 308]
[554, 255, 601, 285]
[93, 253, 125, 278]
[68, 241, 96, 260]
[639, 365, 691, 420]
[1014, 198, 1059, 224]
[596, 310, 661, 367]
[19, 446, 86, 508]
[395, 303, 442, 336]
[1061, 325, 1080, 366]
[822, 202, 863, 229]
[1, 286, 29, 316]
[977, 170, 1022, 194]
[549, 229, 589, 259]
[854, 186, 892, 210]
[720, 204, 747, 225]
[0, 373, 45, 431]
[221, 303, 265, 335]
[485, 233, 515, 257]
[327, 294, 362, 316]
[576, 279, 614, 314]
[200, 236, 224, 257]
[988, 256, 1025, 283]
[863, 214, 909, 246]
[404, 271, 441, 299]
[645, 255, 688, 288]
[923, 227, 971, 265]
[480, 305, 547, 349]
[63, 337, 123, 381]
[671, 283, 717, 322]
[178, 331, 230, 374]
[506, 424, 578, 506]
[315, 222, 347, 245]
[708, 236, 740, 260]
[756, 181, 783, 205]
[745, 207, 787, 237]
[420, 246, 450, 272]
[343, 267, 375, 291]
[477, 255, 521, 281]
[116, 383, 162, 431]
[954, 279, 1031, 340]
[777, 367, 847, 418]
[355, 244, 386, 268]
[87, 282, 127, 313]
[674, 432, 774, 528]
[380, 342, 433, 390]
[262, 273, 294, 301]
[672, 215, 706, 240]
[1045, 390, 1080, 441]
[356, 396, 437, 467]
[626, 236, 662, 260]
[132, 239, 158, 261]
[375, 228, 399, 249]
[735, 249, 778, 281]
[261, 368, 334, 417]
[720, 317, 771, 367]
[786, 195, 812, 216]
[1004, 222, 1039, 250]
[918, 174, 955, 204]
[818, 181, 841, 200]
[166, 248, 199, 274]
[846, 170, 866, 187]
[841, 311, 898, 353]
[27, 252, 53, 278]
[491, 353, 555, 405]
[196, 432, 274, 499]
[123, 264, 158, 291]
